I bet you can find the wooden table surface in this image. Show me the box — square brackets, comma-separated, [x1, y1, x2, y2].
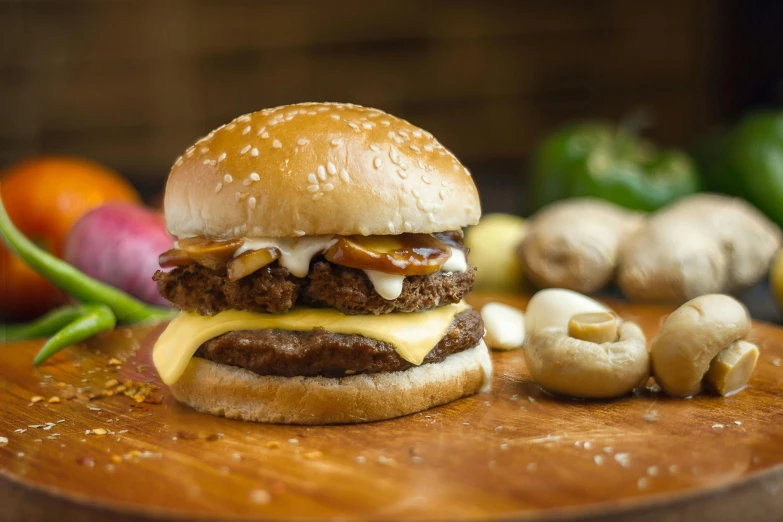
[2, 292, 783, 521]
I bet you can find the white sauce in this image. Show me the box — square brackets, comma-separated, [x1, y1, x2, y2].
[180, 235, 470, 301]
[442, 247, 467, 273]
[364, 270, 406, 300]
[477, 340, 493, 393]
[235, 236, 337, 278]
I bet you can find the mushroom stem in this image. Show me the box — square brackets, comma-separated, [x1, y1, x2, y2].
[705, 340, 760, 396]
[568, 312, 618, 344]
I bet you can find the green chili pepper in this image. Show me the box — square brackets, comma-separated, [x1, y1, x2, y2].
[1, 305, 89, 342]
[531, 122, 700, 212]
[33, 304, 115, 366]
[0, 189, 171, 324]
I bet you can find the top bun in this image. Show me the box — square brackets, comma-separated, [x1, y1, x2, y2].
[164, 102, 481, 239]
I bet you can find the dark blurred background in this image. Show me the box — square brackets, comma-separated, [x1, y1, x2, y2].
[1, 0, 782, 214]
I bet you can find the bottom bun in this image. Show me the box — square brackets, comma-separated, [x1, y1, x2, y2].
[170, 340, 492, 425]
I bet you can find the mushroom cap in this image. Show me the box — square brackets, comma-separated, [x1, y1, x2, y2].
[650, 294, 751, 397]
[524, 320, 649, 399]
[524, 288, 612, 340]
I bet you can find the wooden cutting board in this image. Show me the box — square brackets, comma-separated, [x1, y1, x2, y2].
[2, 292, 783, 522]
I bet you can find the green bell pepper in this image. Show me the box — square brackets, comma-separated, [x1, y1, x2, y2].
[701, 111, 783, 228]
[531, 122, 700, 212]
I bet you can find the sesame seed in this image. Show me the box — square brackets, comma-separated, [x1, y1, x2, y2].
[594, 455, 604, 465]
[362, 122, 373, 129]
[261, 132, 270, 139]
[242, 126, 251, 135]
[297, 138, 310, 146]
[202, 159, 211, 165]
[218, 152, 227, 163]
[209, 160, 216, 166]
[330, 114, 341, 120]
[243, 179, 252, 186]
[441, 180, 450, 187]
[387, 222, 395, 233]
[330, 138, 343, 146]
[327, 162, 337, 175]
[294, 229, 306, 236]
[614, 453, 631, 468]
[422, 176, 431, 184]
[317, 165, 327, 181]
[637, 478, 649, 490]
[322, 183, 334, 192]
[272, 140, 282, 149]
[403, 222, 412, 232]
[417, 159, 425, 169]
[348, 122, 360, 131]
[389, 147, 400, 163]
[355, 455, 366, 464]
[413, 130, 422, 138]
[307, 185, 319, 193]
[248, 197, 257, 209]
[215, 183, 223, 193]
[186, 148, 195, 157]
[226, 123, 236, 130]
[313, 193, 324, 201]
[397, 170, 408, 180]
[380, 120, 391, 126]
[237, 114, 251, 122]
[370, 144, 381, 152]
[412, 189, 421, 198]
[373, 158, 382, 169]
[257, 127, 266, 136]
[410, 144, 421, 153]
[175, 157, 183, 166]
[251, 148, 259, 157]
[424, 145, 434, 152]
[240, 145, 251, 155]
[439, 189, 447, 200]
[200, 147, 209, 154]
[340, 169, 350, 183]
[224, 174, 233, 183]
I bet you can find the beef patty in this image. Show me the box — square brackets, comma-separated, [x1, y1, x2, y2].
[154, 259, 475, 316]
[194, 309, 483, 377]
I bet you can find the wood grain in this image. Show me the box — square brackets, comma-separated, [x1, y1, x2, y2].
[2, 292, 783, 521]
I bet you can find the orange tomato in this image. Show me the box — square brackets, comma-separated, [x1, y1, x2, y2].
[0, 156, 141, 320]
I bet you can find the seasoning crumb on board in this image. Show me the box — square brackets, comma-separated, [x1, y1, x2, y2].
[249, 489, 271, 505]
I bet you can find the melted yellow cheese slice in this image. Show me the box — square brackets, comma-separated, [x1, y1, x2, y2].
[153, 301, 470, 385]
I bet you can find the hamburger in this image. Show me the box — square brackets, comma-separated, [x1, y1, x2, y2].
[152, 102, 491, 424]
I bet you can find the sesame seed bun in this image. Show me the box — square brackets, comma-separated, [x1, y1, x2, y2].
[164, 102, 481, 239]
[169, 341, 492, 425]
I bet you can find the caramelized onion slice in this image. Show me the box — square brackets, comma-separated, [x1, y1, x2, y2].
[325, 234, 450, 275]
[159, 248, 195, 268]
[178, 237, 244, 270]
[227, 247, 279, 281]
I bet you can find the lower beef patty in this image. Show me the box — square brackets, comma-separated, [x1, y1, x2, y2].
[195, 309, 483, 378]
[154, 259, 475, 316]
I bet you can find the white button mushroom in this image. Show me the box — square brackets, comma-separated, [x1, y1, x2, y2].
[524, 288, 612, 340]
[650, 294, 758, 397]
[524, 312, 649, 399]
